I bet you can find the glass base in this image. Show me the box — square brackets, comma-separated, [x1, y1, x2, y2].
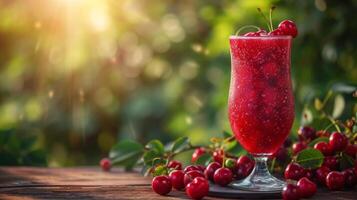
[230, 173, 285, 191]
[229, 156, 285, 192]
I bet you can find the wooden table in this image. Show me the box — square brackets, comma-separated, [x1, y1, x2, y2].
[0, 167, 356, 199]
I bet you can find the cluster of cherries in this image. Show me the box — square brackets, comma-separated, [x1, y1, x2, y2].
[281, 126, 357, 200]
[243, 20, 298, 38]
[151, 148, 255, 200]
[99, 126, 356, 200]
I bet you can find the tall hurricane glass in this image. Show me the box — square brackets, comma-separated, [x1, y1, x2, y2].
[228, 36, 294, 191]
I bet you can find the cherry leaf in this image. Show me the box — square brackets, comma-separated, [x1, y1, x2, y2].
[296, 148, 324, 169]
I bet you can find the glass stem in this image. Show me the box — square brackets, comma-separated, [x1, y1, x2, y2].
[252, 156, 271, 178]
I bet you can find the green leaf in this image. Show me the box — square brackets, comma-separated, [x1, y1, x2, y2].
[143, 150, 162, 165]
[152, 157, 166, 166]
[296, 148, 324, 169]
[332, 94, 345, 118]
[222, 131, 232, 139]
[145, 140, 164, 155]
[308, 137, 329, 147]
[170, 137, 190, 154]
[225, 140, 246, 156]
[340, 153, 355, 170]
[194, 153, 212, 166]
[109, 140, 144, 169]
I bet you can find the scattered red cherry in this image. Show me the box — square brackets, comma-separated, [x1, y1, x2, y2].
[315, 166, 331, 185]
[297, 177, 317, 198]
[244, 32, 260, 36]
[322, 156, 339, 171]
[169, 170, 185, 190]
[292, 142, 307, 155]
[237, 155, 253, 166]
[167, 160, 182, 170]
[314, 141, 333, 156]
[235, 162, 253, 180]
[184, 165, 201, 173]
[316, 130, 330, 137]
[213, 168, 233, 186]
[213, 149, 225, 164]
[235, 155, 254, 179]
[186, 177, 209, 200]
[282, 183, 300, 200]
[100, 158, 112, 172]
[297, 126, 316, 141]
[344, 144, 357, 158]
[184, 170, 205, 186]
[284, 138, 292, 148]
[304, 169, 314, 181]
[256, 29, 268, 36]
[268, 28, 285, 36]
[272, 146, 288, 162]
[326, 171, 345, 190]
[191, 147, 206, 163]
[196, 165, 206, 172]
[329, 132, 348, 152]
[152, 175, 172, 195]
[284, 163, 306, 181]
[204, 162, 221, 181]
[278, 20, 298, 38]
[343, 168, 357, 187]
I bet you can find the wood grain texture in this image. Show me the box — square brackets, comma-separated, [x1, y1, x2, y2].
[0, 167, 356, 200]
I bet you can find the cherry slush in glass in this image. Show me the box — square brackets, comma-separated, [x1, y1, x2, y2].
[228, 35, 294, 191]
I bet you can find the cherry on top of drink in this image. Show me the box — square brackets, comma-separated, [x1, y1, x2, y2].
[235, 6, 298, 38]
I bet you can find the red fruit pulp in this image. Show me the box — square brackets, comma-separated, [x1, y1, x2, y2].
[229, 36, 294, 155]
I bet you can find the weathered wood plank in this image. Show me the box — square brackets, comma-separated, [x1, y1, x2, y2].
[0, 167, 149, 187]
[0, 167, 356, 200]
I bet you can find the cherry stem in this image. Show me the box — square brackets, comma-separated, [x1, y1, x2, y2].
[257, 8, 271, 32]
[235, 25, 260, 36]
[269, 6, 276, 32]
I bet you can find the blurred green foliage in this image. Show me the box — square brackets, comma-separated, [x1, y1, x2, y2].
[0, 0, 356, 166]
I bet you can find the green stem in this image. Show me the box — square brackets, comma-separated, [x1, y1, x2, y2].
[170, 145, 202, 158]
[270, 158, 276, 172]
[324, 113, 341, 132]
[323, 122, 335, 132]
[257, 8, 272, 32]
[269, 6, 276, 31]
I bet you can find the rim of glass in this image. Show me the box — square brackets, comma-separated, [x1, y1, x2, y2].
[229, 35, 292, 40]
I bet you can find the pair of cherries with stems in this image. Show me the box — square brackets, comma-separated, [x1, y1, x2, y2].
[236, 6, 298, 38]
